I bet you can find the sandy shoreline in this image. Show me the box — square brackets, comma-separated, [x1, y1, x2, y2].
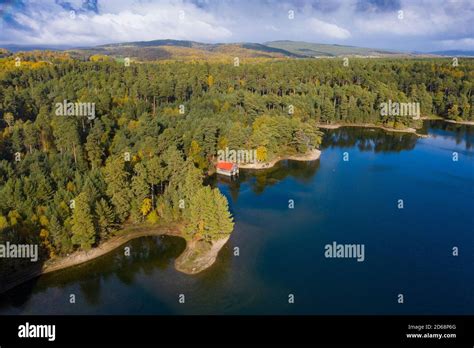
[0, 223, 229, 294]
[175, 236, 230, 274]
[238, 148, 321, 170]
[444, 119, 474, 126]
[317, 123, 419, 134]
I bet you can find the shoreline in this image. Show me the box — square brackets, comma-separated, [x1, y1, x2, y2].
[317, 118, 474, 135]
[0, 223, 227, 294]
[443, 119, 474, 126]
[238, 148, 321, 170]
[3, 118, 469, 295]
[175, 236, 230, 274]
[1, 149, 323, 294]
[317, 123, 419, 134]
[420, 116, 474, 125]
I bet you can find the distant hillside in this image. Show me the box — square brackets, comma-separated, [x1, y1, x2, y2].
[67, 39, 300, 62]
[4, 39, 440, 62]
[264, 40, 402, 57]
[427, 50, 474, 57]
[0, 44, 71, 52]
[67, 39, 408, 62]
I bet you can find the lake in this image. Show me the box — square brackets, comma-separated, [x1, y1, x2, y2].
[1, 121, 473, 315]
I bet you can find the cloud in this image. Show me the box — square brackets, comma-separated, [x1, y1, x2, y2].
[0, 0, 472, 51]
[438, 38, 474, 50]
[354, 4, 455, 36]
[307, 18, 351, 40]
[356, 0, 401, 13]
[0, 0, 232, 45]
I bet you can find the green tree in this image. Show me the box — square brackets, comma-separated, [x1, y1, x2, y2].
[103, 156, 131, 222]
[95, 198, 117, 239]
[71, 192, 96, 250]
[185, 186, 234, 242]
[447, 104, 459, 120]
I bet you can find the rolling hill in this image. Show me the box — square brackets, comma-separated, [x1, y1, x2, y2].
[2, 39, 438, 63]
[66, 39, 300, 62]
[264, 40, 402, 57]
[427, 50, 474, 57]
[65, 39, 413, 62]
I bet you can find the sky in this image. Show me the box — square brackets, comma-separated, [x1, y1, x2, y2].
[0, 0, 473, 52]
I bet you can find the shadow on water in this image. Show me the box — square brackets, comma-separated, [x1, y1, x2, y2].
[194, 237, 233, 286]
[0, 235, 48, 308]
[0, 236, 186, 311]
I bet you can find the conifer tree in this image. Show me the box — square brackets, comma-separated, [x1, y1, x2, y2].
[71, 191, 96, 250]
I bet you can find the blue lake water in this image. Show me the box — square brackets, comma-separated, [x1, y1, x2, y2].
[1, 121, 473, 315]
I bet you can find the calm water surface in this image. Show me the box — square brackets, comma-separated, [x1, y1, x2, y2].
[1, 121, 473, 314]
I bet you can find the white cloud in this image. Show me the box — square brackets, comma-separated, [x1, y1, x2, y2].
[354, 8, 451, 36]
[307, 18, 351, 40]
[438, 38, 474, 49]
[0, 0, 472, 51]
[264, 25, 280, 32]
[2, 0, 232, 46]
[352, 0, 474, 39]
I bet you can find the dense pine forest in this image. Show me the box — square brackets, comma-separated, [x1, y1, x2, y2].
[0, 55, 472, 269]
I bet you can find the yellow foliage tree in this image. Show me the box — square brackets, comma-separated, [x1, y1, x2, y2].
[0, 215, 8, 230]
[89, 54, 111, 62]
[141, 198, 152, 216]
[217, 136, 229, 150]
[30, 214, 38, 223]
[8, 210, 21, 226]
[146, 210, 159, 224]
[207, 75, 214, 87]
[39, 215, 49, 227]
[128, 120, 140, 130]
[39, 228, 49, 239]
[256, 146, 268, 162]
[40, 228, 55, 258]
[189, 140, 201, 158]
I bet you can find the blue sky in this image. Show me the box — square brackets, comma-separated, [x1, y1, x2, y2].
[0, 0, 473, 52]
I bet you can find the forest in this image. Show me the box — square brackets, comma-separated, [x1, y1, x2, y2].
[0, 54, 472, 269]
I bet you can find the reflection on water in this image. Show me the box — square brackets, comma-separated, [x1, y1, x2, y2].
[321, 127, 418, 152]
[209, 160, 320, 199]
[0, 236, 186, 311]
[322, 121, 474, 152]
[420, 121, 474, 150]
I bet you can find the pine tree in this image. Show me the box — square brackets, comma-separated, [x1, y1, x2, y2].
[185, 186, 234, 242]
[212, 188, 234, 239]
[95, 198, 117, 240]
[447, 104, 459, 120]
[103, 156, 131, 222]
[71, 191, 96, 250]
[49, 214, 66, 253]
[85, 120, 105, 169]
